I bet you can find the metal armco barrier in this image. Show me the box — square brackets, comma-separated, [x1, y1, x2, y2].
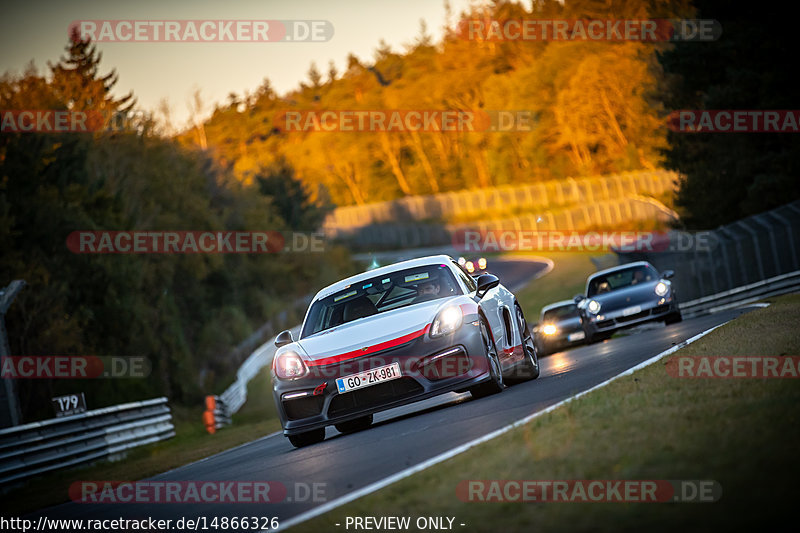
[323, 170, 677, 231]
[0, 397, 173, 487]
[330, 196, 676, 250]
[206, 295, 311, 423]
[200, 295, 311, 431]
[679, 270, 800, 318]
[203, 395, 231, 434]
[617, 200, 800, 305]
[220, 325, 303, 416]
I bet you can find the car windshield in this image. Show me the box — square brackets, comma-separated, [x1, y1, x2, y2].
[542, 304, 578, 322]
[587, 265, 659, 296]
[301, 264, 460, 338]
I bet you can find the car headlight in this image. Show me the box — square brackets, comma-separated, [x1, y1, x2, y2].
[430, 305, 463, 337]
[655, 281, 669, 296]
[586, 300, 601, 314]
[458, 256, 466, 266]
[465, 261, 474, 273]
[542, 324, 557, 336]
[273, 351, 308, 380]
[478, 257, 487, 270]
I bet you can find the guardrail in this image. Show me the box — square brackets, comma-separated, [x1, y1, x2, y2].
[0, 397, 173, 487]
[324, 170, 677, 231]
[220, 325, 302, 415]
[617, 200, 800, 303]
[210, 294, 311, 419]
[203, 395, 232, 434]
[679, 270, 800, 318]
[332, 195, 677, 250]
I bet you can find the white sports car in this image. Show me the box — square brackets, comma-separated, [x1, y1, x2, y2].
[271, 255, 540, 447]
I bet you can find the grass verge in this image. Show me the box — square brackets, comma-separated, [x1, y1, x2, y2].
[299, 294, 800, 532]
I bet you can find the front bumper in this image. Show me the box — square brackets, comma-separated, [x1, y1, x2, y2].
[582, 296, 679, 337]
[272, 320, 491, 435]
[537, 328, 586, 353]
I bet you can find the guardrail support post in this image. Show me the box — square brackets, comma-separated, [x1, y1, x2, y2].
[0, 280, 25, 428]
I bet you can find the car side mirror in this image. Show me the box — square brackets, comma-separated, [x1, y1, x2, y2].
[573, 294, 585, 303]
[475, 273, 500, 300]
[275, 329, 294, 348]
[661, 270, 675, 279]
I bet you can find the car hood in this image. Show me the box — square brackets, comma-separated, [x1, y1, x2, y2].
[589, 282, 662, 309]
[296, 299, 446, 362]
[554, 316, 583, 331]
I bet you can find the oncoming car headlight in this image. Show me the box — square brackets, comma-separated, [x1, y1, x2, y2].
[273, 351, 308, 380]
[655, 281, 669, 296]
[430, 306, 463, 337]
[586, 300, 601, 314]
[542, 324, 557, 336]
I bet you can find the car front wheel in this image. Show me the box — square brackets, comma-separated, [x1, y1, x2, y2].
[588, 331, 612, 344]
[288, 428, 325, 448]
[507, 304, 540, 382]
[335, 414, 373, 434]
[665, 310, 683, 325]
[469, 317, 504, 398]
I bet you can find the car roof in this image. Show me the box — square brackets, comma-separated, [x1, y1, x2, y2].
[314, 254, 456, 300]
[540, 300, 576, 315]
[586, 260, 654, 283]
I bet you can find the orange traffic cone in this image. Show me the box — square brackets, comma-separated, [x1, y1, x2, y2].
[205, 395, 217, 411]
[203, 409, 216, 434]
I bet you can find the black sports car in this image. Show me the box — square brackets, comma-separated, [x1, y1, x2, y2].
[532, 300, 586, 356]
[575, 261, 681, 343]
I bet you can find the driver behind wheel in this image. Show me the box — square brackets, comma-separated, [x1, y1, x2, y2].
[414, 278, 441, 303]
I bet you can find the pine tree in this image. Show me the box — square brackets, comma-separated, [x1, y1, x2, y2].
[48, 27, 135, 117]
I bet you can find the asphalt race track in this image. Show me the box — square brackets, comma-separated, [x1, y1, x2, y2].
[32, 258, 754, 528]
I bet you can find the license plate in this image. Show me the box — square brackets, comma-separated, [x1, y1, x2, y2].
[567, 331, 586, 342]
[622, 305, 642, 316]
[336, 363, 402, 394]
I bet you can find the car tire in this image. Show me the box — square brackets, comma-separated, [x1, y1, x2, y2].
[507, 304, 540, 383]
[588, 331, 612, 344]
[287, 428, 326, 448]
[536, 342, 548, 357]
[335, 414, 373, 434]
[665, 311, 683, 325]
[469, 317, 504, 398]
